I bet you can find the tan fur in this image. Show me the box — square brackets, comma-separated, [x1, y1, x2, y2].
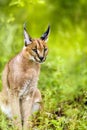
[0, 38, 48, 130]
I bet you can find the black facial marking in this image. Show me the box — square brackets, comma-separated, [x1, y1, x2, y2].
[44, 48, 47, 52]
[32, 48, 37, 53]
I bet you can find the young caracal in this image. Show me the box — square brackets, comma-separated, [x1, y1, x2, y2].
[0, 25, 50, 130]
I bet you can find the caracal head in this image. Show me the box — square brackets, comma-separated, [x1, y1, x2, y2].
[23, 24, 50, 63]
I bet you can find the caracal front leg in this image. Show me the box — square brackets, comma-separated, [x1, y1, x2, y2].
[22, 88, 42, 130]
[10, 94, 22, 130]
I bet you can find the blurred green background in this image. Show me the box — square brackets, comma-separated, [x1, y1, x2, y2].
[0, 0, 87, 130]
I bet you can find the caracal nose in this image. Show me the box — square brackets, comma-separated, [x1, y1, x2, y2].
[39, 57, 44, 61]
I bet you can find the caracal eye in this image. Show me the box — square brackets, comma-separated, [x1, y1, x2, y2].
[32, 49, 37, 53]
[44, 48, 48, 51]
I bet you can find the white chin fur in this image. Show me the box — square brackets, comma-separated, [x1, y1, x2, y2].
[29, 55, 35, 61]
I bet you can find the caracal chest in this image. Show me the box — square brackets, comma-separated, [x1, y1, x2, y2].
[9, 59, 40, 97]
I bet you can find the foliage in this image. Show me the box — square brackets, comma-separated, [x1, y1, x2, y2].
[0, 0, 87, 130]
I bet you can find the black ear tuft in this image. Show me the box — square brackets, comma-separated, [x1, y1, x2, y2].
[23, 23, 26, 31]
[40, 25, 50, 41]
[23, 23, 32, 46]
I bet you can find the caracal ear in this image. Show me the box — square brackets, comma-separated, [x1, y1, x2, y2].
[23, 23, 32, 46]
[40, 25, 50, 42]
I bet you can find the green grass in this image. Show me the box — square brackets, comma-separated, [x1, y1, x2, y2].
[0, 24, 87, 130]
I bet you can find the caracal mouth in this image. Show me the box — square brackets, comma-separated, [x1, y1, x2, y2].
[34, 57, 46, 64]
